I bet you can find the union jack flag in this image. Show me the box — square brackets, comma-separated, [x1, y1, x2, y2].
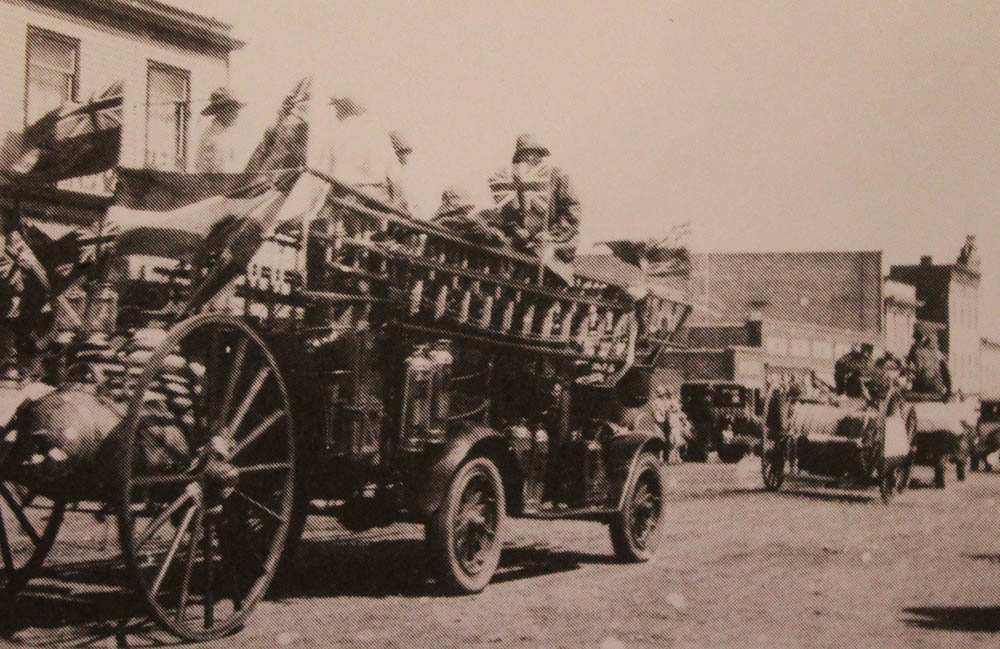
[488, 162, 551, 214]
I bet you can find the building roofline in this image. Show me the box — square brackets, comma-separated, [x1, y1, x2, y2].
[51, 0, 245, 51]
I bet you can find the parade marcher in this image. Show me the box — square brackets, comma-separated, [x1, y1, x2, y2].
[906, 331, 951, 398]
[487, 133, 581, 269]
[193, 87, 246, 173]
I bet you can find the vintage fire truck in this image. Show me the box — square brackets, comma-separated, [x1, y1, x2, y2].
[0, 163, 692, 641]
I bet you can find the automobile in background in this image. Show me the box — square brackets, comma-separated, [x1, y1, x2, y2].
[679, 381, 766, 462]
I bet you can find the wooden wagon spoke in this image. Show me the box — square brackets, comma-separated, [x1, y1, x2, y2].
[135, 486, 198, 550]
[236, 462, 292, 475]
[176, 509, 204, 622]
[0, 508, 16, 578]
[0, 483, 40, 545]
[225, 368, 271, 439]
[230, 489, 284, 522]
[133, 472, 198, 488]
[231, 410, 284, 458]
[203, 518, 216, 629]
[150, 503, 198, 597]
[213, 338, 249, 435]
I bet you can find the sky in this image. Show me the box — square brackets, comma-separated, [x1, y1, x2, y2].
[172, 0, 1000, 336]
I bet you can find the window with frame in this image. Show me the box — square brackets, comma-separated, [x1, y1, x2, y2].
[145, 62, 190, 171]
[24, 27, 79, 124]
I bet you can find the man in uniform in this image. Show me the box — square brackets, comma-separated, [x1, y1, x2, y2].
[487, 133, 581, 266]
[834, 343, 875, 399]
[193, 87, 245, 173]
[907, 331, 951, 398]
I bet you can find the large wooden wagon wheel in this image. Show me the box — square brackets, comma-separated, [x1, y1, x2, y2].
[0, 482, 65, 599]
[116, 313, 295, 641]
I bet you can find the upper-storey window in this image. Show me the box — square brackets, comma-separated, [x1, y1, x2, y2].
[145, 61, 190, 171]
[24, 27, 79, 124]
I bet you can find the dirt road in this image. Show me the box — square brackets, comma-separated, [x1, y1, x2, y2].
[7, 460, 1000, 648]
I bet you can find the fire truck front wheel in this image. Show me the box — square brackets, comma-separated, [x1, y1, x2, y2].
[428, 456, 506, 593]
[609, 453, 667, 562]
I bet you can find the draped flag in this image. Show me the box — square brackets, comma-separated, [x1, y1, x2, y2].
[488, 161, 552, 215]
[0, 81, 123, 183]
[244, 77, 311, 175]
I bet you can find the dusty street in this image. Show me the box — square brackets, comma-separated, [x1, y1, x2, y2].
[6, 459, 1000, 649]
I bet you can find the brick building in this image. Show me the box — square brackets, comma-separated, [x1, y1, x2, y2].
[0, 0, 242, 198]
[889, 236, 981, 395]
[981, 338, 1000, 399]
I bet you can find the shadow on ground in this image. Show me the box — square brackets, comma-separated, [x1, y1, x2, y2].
[2, 533, 614, 647]
[903, 606, 1000, 632]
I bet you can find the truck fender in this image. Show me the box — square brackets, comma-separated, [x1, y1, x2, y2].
[606, 432, 667, 511]
[413, 422, 517, 520]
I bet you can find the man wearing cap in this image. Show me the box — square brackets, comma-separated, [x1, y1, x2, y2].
[193, 87, 245, 173]
[488, 133, 581, 263]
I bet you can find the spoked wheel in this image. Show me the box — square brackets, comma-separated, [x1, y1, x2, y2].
[0, 482, 65, 599]
[610, 453, 667, 562]
[761, 436, 786, 491]
[429, 456, 505, 593]
[116, 314, 295, 641]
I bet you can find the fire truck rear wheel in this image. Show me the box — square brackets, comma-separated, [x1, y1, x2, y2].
[610, 453, 667, 562]
[429, 456, 505, 593]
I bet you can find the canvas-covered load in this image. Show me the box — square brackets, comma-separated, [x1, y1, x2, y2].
[910, 400, 972, 436]
[788, 401, 869, 441]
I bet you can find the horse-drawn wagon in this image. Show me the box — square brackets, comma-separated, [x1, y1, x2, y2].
[0, 160, 691, 640]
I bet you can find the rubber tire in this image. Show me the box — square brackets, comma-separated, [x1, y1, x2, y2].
[717, 447, 745, 463]
[609, 453, 668, 562]
[429, 456, 505, 594]
[934, 459, 947, 489]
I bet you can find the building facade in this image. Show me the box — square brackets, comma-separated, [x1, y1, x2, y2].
[889, 236, 981, 395]
[981, 338, 1000, 399]
[0, 0, 242, 195]
[883, 279, 919, 359]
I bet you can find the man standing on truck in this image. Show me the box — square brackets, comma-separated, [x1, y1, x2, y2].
[907, 331, 951, 398]
[193, 87, 246, 173]
[488, 134, 581, 274]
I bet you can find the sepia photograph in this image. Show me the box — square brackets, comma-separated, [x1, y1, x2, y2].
[0, 1, 997, 647]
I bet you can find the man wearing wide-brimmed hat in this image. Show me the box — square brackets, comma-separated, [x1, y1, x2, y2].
[487, 133, 581, 267]
[322, 93, 406, 211]
[193, 87, 245, 173]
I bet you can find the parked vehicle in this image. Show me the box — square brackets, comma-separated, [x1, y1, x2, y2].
[680, 381, 766, 463]
[906, 393, 976, 488]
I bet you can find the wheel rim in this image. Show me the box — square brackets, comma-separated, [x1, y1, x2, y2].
[117, 315, 295, 641]
[629, 470, 662, 551]
[0, 482, 65, 598]
[452, 471, 500, 578]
